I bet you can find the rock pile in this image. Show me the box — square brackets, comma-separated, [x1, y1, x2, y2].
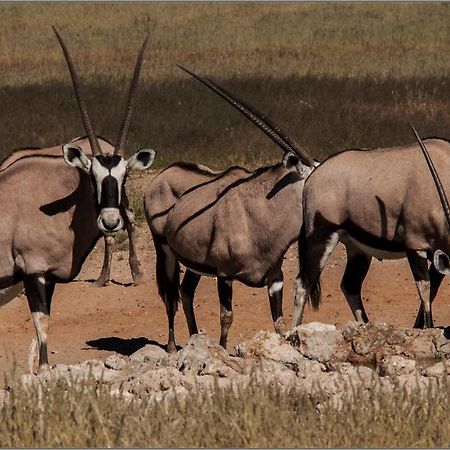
[8, 322, 450, 407]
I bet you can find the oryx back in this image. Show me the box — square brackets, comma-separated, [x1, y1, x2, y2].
[165, 163, 305, 286]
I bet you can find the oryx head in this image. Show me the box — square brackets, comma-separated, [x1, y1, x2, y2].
[54, 27, 156, 234]
[177, 65, 318, 177]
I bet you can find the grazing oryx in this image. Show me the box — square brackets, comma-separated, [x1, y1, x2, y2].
[1, 136, 144, 288]
[292, 125, 450, 330]
[145, 67, 317, 352]
[0, 28, 155, 369]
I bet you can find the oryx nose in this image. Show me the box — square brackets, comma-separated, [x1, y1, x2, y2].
[101, 217, 120, 232]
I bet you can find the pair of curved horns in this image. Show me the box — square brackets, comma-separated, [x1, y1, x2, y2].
[411, 123, 450, 228]
[53, 26, 148, 156]
[177, 65, 315, 167]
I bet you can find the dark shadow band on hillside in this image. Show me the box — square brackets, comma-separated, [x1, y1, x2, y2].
[1, 74, 450, 170]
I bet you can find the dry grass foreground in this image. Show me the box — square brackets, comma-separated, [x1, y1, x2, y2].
[1, 322, 450, 448]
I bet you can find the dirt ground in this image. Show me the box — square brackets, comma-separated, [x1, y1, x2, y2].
[1, 178, 450, 376]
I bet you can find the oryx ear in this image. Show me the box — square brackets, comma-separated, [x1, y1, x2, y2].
[433, 250, 450, 275]
[282, 151, 299, 170]
[127, 148, 156, 171]
[282, 151, 309, 178]
[62, 144, 91, 173]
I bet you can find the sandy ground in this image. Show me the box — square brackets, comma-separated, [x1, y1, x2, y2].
[1, 176, 450, 376]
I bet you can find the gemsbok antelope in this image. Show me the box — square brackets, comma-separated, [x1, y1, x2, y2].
[292, 125, 450, 330]
[1, 137, 144, 288]
[145, 67, 317, 352]
[0, 28, 155, 369]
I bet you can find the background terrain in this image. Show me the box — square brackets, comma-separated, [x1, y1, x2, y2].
[1, 3, 450, 167]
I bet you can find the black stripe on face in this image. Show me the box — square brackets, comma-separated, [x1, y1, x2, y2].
[100, 175, 119, 209]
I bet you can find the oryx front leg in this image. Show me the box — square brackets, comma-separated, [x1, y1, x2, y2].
[340, 244, 371, 323]
[181, 270, 201, 336]
[407, 250, 433, 328]
[293, 230, 339, 328]
[93, 235, 115, 287]
[267, 264, 287, 335]
[413, 264, 444, 328]
[23, 275, 54, 371]
[218, 278, 233, 350]
[124, 204, 144, 285]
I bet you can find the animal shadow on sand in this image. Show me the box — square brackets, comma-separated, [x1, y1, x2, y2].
[76, 278, 134, 287]
[85, 337, 178, 355]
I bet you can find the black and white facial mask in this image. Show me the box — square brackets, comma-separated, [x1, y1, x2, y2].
[62, 144, 156, 233]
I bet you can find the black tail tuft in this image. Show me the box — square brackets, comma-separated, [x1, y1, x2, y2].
[154, 237, 180, 309]
[298, 225, 322, 310]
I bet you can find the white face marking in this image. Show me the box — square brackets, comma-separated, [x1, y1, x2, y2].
[269, 281, 283, 296]
[348, 236, 405, 260]
[91, 158, 109, 203]
[417, 251, 428, 259]
[110, 159, 128, 204]
[91, 158, 128, 204]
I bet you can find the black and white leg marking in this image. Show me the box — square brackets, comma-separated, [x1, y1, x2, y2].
[340, 244, 371, 323]
[218, 278, 233, 349]
[267, 263, 287, 335]
[181, 270, 201, 336]
[407, 250, 433, 328]
[23, 274, 54, 370]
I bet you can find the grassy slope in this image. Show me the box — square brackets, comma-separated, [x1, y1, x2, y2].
[1, 3, 450, 168]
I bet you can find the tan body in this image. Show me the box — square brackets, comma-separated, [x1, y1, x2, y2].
[166, 164, 303, 286]
[0, 152, 98, 286]
[293, 138, 450, 329]
[1, 136, 143, 287]
[147, 66, 316, 352]
[145, 160, 308, 352]
[0, 28, 153, 371]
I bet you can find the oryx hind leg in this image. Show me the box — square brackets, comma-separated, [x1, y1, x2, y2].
[93, 235, 115, 287]
[406, 250, 433, 328]
[155, 241, 180, 353]
[267, 261, 287, 335]
[413, 263, 443, 329]
[181, 270, 201, 336]
[23, 274, 55, 371]
[293, 228, 340, 328]
[340, 244, 371, 323]
[123, 202, 144, 285]
[218, 278, 233, 349]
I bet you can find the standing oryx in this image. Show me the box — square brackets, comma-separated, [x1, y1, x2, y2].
[1, 136, 144, 288]
[292, 126, 450, 330]
[145, 67, 317, 352]
[0, 28, 155, 369]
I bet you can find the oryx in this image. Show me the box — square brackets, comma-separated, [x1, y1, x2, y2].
[0, 28, 155, 369]
[1, 136, 144, 288]
[145, 67, 316, 352]
[292, 125, 450, 330]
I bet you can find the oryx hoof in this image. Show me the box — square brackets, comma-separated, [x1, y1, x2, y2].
[38, 363, 51, 374]
[91, 278, 109, 288]
[167, 343, 177, 354]
[131, 271, 145, 286]
[274, 317, 288, 335]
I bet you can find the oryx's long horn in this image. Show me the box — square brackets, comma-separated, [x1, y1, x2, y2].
[411, 123, 450, 228]
[114, 35, 149, 156]
[178, 65, 315, 166]
[53, 26, 102, 155]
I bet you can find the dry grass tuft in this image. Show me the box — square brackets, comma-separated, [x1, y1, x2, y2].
[0, 376, 449, 447]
